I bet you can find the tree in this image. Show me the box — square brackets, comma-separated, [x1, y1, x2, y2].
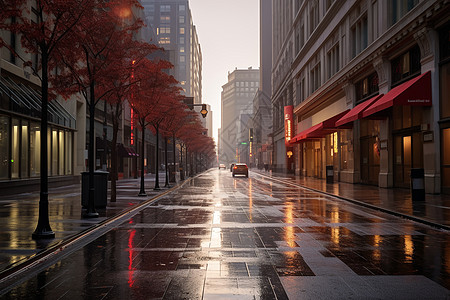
[95, 39, 158, 202]
[55, 0, 144, 216]
[2, 0, 94, 239]
[130, 58, 180, 192]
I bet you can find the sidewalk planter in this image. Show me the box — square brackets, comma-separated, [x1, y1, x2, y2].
[81, 171, 109, 208]
[326, 165, 333, 184]
[410, 168, 425, 201]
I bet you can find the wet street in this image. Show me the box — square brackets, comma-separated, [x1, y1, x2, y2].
[1, 169, 449, 299]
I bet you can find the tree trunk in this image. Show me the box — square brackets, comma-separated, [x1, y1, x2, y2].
[172, 133, 176, 183]
[154, 124, 160, 190]
[32, 48, 55, 239]
[164, 136, 169, 187]
[139, 123, 147, 196]
[85, 81, 99, 217]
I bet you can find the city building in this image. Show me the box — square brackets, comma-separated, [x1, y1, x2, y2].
[271, 0, 450, 194]
[220, 68, 259, 164]
[141, 0, 202, 105]
[251, 0, 273, 170]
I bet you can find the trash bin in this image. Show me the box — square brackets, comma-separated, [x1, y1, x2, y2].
[169, 164, 176, 183]
[326, 165, 333, 184]
[180, 167, 185, 181]
[410, 168, 425, 201]
[81, 171, 108, 208]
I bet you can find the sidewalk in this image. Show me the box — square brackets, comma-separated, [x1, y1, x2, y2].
[254, 169, 450, 230]
[0, 172, 177, 274]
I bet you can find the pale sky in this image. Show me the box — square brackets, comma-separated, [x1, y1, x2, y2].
[188, 0, 260, 144]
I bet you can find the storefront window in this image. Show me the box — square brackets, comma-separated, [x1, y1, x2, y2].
[340, 130, 351, 170]
[59, 130, 64, 175]
[0, 115, 9, 179]
[11, 118, 19, 178]
[52, 129, 58, 175]
[443, 128, 450, 192]
[30, 122, 40, 177]
[48, 128, 51, 176]
[65, 131, 72, 175]
[21, 121, 29, 178]
[440, 63, 450, 119]
[393, 105, 423, 130]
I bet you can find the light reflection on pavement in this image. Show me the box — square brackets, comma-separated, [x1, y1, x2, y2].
[1, 169, 449, 299]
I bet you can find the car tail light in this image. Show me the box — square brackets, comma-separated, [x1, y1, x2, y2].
[234, 166, 237, 169]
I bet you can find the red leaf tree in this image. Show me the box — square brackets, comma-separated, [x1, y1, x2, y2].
[94, 39, 158, 202]
[130, 58, 181, 192]
[1, 0, 95, 238]
[54, 0, 144, 216]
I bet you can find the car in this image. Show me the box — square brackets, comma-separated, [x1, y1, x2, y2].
[232, 163, 248, 177]
[219, 164, 226, 169]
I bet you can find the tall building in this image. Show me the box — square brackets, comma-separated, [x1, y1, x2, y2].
[271, 1, 450, 194]
[141, 0, 202, 105]
[220, 68, 259, 164]
[251, 0, 273, 169]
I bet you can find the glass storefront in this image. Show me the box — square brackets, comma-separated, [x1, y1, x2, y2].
[0, 113, 73, 180]
[0, 116, 9, 179]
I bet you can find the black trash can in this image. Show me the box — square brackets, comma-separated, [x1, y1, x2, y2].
[169, 164, 176, 183]
[326, 165, 333, 184]
[410, 168, 425, 201]
[81, 171, 109, 208]
[180, 167, 185, 181]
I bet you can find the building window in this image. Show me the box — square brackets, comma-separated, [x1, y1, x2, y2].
[179, 4, 185, 11]
[179, 27, 185, 34]
[327, 43, 340, 79]
[179, 37, 185, 44]
[158, 26, 170, 35]
[179, 46, 185, 53]
[309, 2, 319, 35]
[310, 63, 321, 93]
[160, 5, 170, 12]
[159, 37, 170, 44]
[351, 15, 368, 58]
[390, 0, 419, 25]
[180, 55, 185, 63]
[355, 72, 379, 102]
[391, 45, 421, 86]
[179, 15, 185, 24]
[160, 15, 170, 23]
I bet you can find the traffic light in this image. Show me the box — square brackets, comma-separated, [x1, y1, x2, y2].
[249, 128, 253, 142]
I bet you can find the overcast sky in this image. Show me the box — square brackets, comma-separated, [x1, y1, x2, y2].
[188, 0, 260, 144]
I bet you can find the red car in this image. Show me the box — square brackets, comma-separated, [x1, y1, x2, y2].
[232, 163, 248, 177]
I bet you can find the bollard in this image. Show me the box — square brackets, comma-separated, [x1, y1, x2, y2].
[410, 168, 425, 201]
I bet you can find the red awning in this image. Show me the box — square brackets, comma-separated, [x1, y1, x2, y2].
[362, 71, 432, 118]
[291, 110, 349, 143]
[335, 94, 383, 127]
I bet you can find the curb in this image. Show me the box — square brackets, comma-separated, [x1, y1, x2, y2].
[253, 171, 450, 232]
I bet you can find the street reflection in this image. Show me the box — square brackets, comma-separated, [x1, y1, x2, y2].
[128, 225, 136, 288]
[249, 178, 253, 222]
[404, 235, 413, 263]
[284, 202, 296, 248]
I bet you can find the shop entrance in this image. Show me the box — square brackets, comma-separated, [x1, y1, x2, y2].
[394, 132, 423, 188]
[360, 136, 380, 185]
[314, 141, 322, 178]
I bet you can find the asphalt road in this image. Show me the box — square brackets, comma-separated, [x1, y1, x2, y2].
[1, 169, 449, 299]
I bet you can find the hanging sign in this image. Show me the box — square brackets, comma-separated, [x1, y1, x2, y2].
[284, 105, 294, 146]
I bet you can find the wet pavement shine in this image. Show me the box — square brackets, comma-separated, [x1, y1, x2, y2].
[1, 169, 449, 299]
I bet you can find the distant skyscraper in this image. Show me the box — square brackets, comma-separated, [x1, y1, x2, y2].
[220, 68, 259, 163]
[141, 0, 202, 104]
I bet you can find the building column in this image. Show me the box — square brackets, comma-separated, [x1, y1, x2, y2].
[373, 57, 393, 188]
[415, 27, 440, 193]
